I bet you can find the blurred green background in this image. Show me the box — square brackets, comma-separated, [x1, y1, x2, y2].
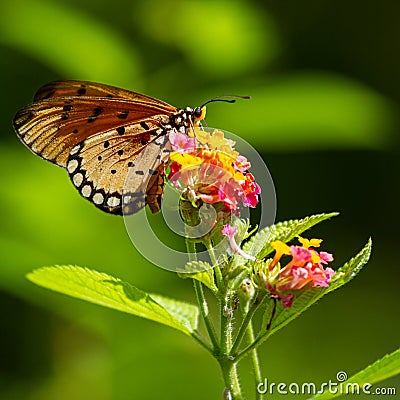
[1, 0, 399, 399]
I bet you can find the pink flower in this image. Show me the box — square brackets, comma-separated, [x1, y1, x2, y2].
[234, 155, 251, 173]
[169, 130, 196, 152]
[319, 251, 334, 264]
[310, 265, 335, 287]
[290, 246, 312, 264]
[222, 224, 256, 261]
[240, 173, 261, 208]
[265, 237, 335, 307]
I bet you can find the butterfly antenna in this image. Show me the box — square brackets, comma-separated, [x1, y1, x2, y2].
[199, 95, 251, 109]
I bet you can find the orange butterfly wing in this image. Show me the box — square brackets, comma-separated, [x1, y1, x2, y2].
[67, 125, 172, 214]
[14, 81, 177, 167]
[34, 80, 175, 108]
[13, 80, 181, 214]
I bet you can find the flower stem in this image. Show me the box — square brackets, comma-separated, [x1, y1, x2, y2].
[218, 357, 242, 400]
[205, 236, 218, 265]
[203, 236, 224, 291]
[219, 291, 243, 399]
[231, 296, 262, 356]
[185, 236, 220, 352]
[193, 280, 219, 352]
[246, 322, 264, 400]
[185, 236, 197, 262]
[220, 293, 231, 355]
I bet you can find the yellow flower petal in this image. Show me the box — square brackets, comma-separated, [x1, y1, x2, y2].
[209, 130, 226, 149]
[311, 251, 321, 264]
[170, 152, 203, 167]
[271, 240, 290, 255]
[297, 236, 322, 248]
[195, 129, 210, 144]
[218, 144, 239, 158]
[234, 171, 245, 181]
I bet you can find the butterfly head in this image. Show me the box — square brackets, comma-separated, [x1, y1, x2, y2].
[193, 106, 207, 122]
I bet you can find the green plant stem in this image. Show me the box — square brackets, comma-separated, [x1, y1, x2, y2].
[205, 236, 218, 264]
[193, 279, 219, 352]
[203, 236, 224, 291]
[231, 296, 262, 356]
[246, 322, 264, 400]
[218, 357, 243, 400]
[220, 293, 230, 355]
[219, 291, 243, 399]
[189, 236, 244, 398]
[185, 237, 220, 352]
[185, 236, 197, 262]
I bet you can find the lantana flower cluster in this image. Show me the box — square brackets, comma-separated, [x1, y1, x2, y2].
[221, 226, 336, 308]
[264, 236, 335, 307]
[168, 128, 261, 212]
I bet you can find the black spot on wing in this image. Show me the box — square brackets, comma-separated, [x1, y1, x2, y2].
[88, 106, 103, 123]
[118, 111, 129, 119]
[140, 121, 150, 130]
[93, 106, 102, 116]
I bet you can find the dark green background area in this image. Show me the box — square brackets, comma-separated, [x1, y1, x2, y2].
[0, 1, 399, 399]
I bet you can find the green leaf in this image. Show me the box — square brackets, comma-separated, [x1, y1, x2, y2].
[179, 261, 217, 294]
[259, 239, 372, 341]
[243, 212, 339, 259]
[27, 266, 199, 335]
[310, 348, 400, 399]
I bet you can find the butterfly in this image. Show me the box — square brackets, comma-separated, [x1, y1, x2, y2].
[13, 80, 209, 215]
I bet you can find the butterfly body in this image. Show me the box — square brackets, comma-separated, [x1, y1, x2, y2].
[13, 80, 203, 215]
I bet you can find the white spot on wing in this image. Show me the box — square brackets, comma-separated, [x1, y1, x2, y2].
[93, 192, 104, 205]
[81, 185, 92, 197]
[67, 159, 79, 173]
[70, 145, 80, 155]
[72, 173, 83, 187]
[107, 196, 120, 207]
